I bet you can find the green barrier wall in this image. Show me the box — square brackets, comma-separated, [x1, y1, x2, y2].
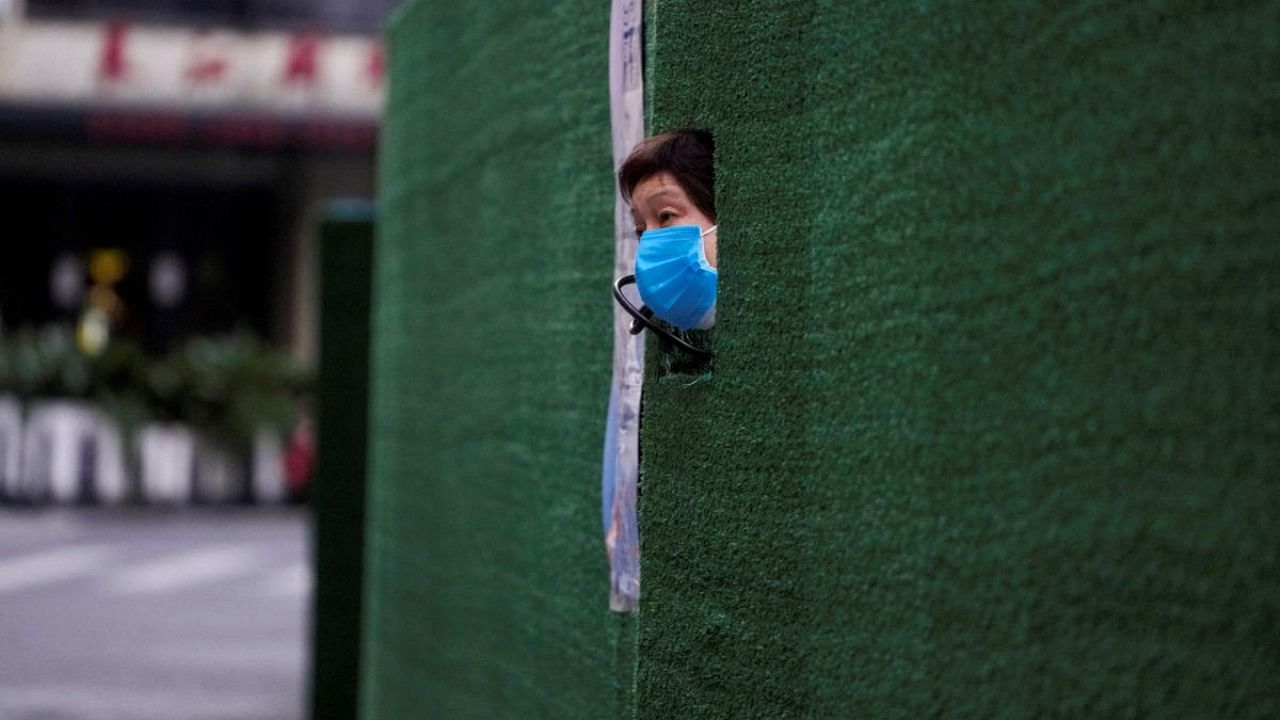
[360, 2, 626, 718]
[638, 1, 1278, 718]
[367, 1, 1277, 718]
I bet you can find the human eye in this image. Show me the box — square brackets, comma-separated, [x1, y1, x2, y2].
[657, 210, 677, 224]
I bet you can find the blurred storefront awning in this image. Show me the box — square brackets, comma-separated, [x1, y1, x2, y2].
[0, 18, 382, 151]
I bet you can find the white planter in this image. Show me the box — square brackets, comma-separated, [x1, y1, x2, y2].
[0, 395, 22, 499]
[91, 413, 128, 505]
[20, 399, 97, 503]
[138, 423, 195, 504]
[251, 426, 287, 504]
[194, 441, 245, 503]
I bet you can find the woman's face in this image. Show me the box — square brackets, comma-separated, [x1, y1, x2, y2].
[630, 171, 717, 268]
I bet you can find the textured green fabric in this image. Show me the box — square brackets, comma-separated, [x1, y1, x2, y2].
[638, 1, 1279, 718]
[311, 215, 375, 720]
[359, 2, 626, 718]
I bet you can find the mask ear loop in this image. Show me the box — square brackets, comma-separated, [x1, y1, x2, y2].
[612, 274, 713, 358]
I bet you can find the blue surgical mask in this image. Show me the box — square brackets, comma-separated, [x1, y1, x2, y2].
[634, 224, 718, 330]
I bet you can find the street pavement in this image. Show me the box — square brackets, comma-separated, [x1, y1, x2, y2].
[0, 505, 310, 720]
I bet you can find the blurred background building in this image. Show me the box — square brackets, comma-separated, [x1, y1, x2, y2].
[0, 3, 395, 718]
[0, 0, 396, 363]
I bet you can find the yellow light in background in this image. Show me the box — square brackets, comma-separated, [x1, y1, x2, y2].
[79, 248, 130, 356]
[88, 249, 129, 286]
[88, 284, 124, 318]
[77, 307, 111, 356]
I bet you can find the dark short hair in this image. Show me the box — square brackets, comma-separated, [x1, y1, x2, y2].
[618, 129, 716, 220]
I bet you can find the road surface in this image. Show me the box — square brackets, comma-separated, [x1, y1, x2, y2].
[0, 505, 310, 720]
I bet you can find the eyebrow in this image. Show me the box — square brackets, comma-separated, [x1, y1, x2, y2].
[631, 191, 678, 219]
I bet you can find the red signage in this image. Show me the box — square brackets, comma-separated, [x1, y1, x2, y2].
[282, 33, 322, 88]
[98, 20, 130, 83]
[185, 32, 231, 86]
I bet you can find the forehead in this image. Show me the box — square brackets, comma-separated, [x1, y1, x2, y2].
[631, 171, 689, 205]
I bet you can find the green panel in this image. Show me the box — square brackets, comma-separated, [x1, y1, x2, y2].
[312, 212, 375, 720]
[360, 2, 626, 718]
[639, 2, 1279, 718]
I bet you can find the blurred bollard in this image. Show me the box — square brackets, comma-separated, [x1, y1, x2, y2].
[309, 202, 374, 720]
[138, 422, 195, 504]
[252, 425, 287, 503]
[0, 395, 21, 499]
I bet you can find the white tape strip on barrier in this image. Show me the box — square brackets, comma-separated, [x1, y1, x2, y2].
[604, 0, 644, 612]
